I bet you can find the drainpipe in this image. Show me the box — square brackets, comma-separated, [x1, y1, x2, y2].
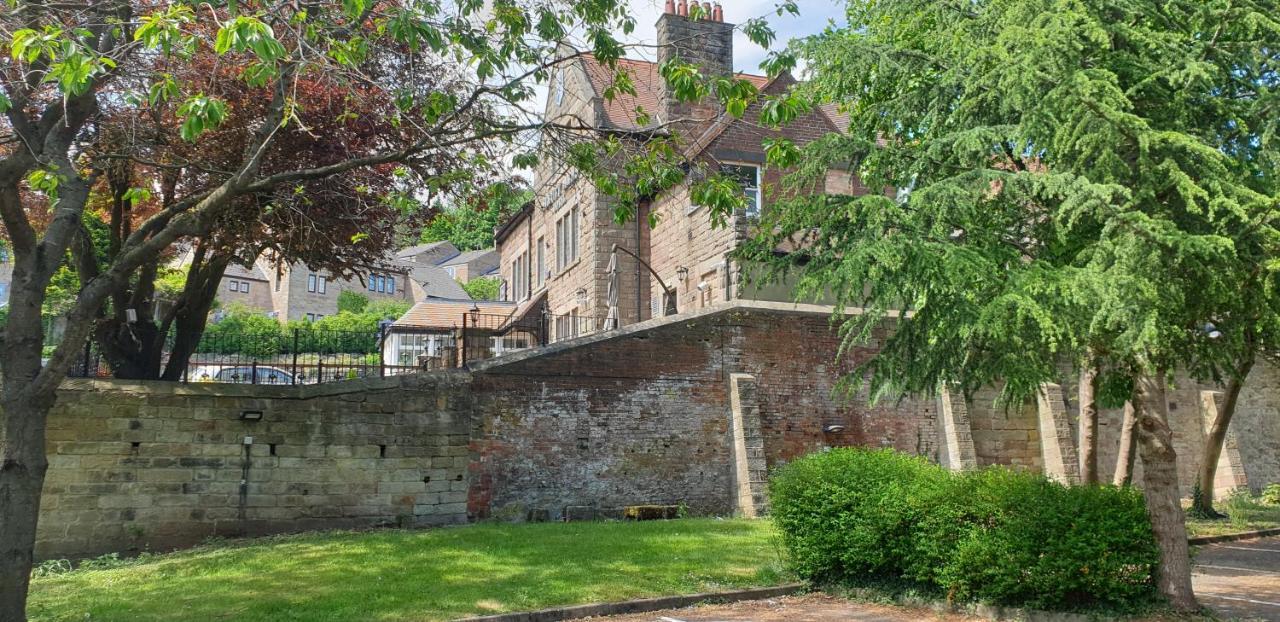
[635, 200, 645, 323]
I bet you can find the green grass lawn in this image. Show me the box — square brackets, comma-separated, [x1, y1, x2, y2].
[1184, 493, 1280, 538]
[28, 518, 790, 622]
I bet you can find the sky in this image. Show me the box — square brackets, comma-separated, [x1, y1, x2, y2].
[614, 0, 847, 74]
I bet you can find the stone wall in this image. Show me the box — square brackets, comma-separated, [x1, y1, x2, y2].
[39, 373, 472, 559]
[35, 302, 1280, 559]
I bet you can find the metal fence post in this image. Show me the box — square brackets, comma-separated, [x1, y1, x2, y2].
[251, 361, 258, 385]
[378, 324, 387, 378]
[81, 340, 91, 377]
[291, 328, 299, 385]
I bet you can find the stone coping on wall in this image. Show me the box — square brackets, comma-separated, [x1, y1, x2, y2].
[470, 300, 874, 373]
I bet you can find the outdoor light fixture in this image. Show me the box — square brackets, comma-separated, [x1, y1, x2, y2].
[469, 303, 481, 322]
[575, 288, 588, 305]
[675, 266, 689, 282]
[240, 410, 264, 421]
[823, 424, 846, 434]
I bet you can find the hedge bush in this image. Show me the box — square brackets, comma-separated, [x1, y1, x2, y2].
[770, 448, 1160, 611]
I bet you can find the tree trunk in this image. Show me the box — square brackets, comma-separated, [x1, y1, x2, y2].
[0, 392, 52, 622]
[159, 254, 229, 381]
[1114, 400, 1138, 486]
[1078, 361, 1099, 484]
[0, 261, 59, 622]
[1192, 356, 1253, 517]
[1133, 372, 1197, 612]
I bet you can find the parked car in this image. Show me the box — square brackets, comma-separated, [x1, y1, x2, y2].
[189, 365, 295, 385]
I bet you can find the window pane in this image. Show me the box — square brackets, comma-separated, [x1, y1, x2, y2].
[228, 280, 238, 291]
[308, 274, 316, 292]
[369, 274, 376, 291]
[388, 277, 395, 294]
[318, 276, 327, 294]
[240, 282, 249, 293]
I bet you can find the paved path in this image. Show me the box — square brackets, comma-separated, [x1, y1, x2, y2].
[1194, 535, 1280, 621]
[575, 593, 978, 622]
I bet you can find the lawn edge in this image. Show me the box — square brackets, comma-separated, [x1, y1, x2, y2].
[1187, 527, 1280, 545]
[452, 583, 805, 622]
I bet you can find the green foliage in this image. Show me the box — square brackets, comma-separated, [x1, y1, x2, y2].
[199, 299, 410, 357]
[770, 449, 1159, 611]
[461, 277, 501, 301]
[422, 182, 530, 251]
[336, 291, 369, 314]
[1264, 484, 1280, 506]
[153, 268, 187, 301]
[744, 0, 1280, 404]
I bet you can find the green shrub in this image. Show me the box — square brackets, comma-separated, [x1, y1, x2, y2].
[769, 448, 941, 582]
[770, 448, 1159, 611]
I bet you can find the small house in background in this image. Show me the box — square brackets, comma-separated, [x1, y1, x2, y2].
[382, 298, 522, 369]
[438, 248, 500, 282]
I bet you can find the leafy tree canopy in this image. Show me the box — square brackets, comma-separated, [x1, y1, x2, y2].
[420, 181, 531, 251]
[745, 0, 1280, 405]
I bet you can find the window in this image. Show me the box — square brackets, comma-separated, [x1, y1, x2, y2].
[368, 273, 377, 292]
[305, 313, 316, 322]
[445, 266, 457, 279]
[554, 309, 581, 342]
[721, 163, 761, 219]
[388, 277, 395, 294]
[238, 281, 249, 293]
[228, 279, 240, 292]
[535, 236, 545, 288]
[511, 251, 529, 301]
[307, 274, 317, 293]
[317, 276, 326, 294]
[556, 208, 578, 271]
[555, 71, 566, 105]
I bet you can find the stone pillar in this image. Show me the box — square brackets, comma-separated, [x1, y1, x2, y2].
[728, 373, 768, 517]
[1200, 390, 1250, 496]
[939, 386, 978, 471]
[1036, 383, 1081, 485]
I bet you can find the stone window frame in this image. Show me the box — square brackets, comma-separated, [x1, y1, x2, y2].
[719, 161, 761, 220]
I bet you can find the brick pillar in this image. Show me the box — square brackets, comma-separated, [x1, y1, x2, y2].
[728, 373, 767, 517]
[1036, 383, 1080, 485]
[1200, 390, 1249, 496]
[938, 386, 978, 471]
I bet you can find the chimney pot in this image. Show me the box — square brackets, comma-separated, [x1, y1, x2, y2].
[702, 2, 712, 19]
[664, 0, 675, 14]
[712, 3, 722, 21]
[677, 0, 687, 16]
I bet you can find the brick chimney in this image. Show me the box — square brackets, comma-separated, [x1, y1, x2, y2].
[656, 1, 732, 132]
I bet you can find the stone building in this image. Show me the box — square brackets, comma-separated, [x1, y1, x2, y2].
[494, 2, 855, 336]
[196, 252, 468, 322]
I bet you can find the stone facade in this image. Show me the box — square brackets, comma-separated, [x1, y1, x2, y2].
[497, 7, 856, 331]
[35, 302, 1280, 559]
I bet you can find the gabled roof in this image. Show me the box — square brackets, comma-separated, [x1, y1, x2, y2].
[397, 240, 461, 265]
[392, 298, 516, 329]
[579, 54, 769, 131]
[440, 248, 497, 267]
[406, 264, 470, 299]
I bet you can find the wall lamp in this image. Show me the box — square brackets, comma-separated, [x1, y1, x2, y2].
[675, 266, 689, 282]
[240, 410, 264, 421]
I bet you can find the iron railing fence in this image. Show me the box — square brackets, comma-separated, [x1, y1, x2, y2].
[60, 311, 617, 384]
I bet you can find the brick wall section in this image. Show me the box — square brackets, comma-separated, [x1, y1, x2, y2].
[39, 373, 471, 559]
